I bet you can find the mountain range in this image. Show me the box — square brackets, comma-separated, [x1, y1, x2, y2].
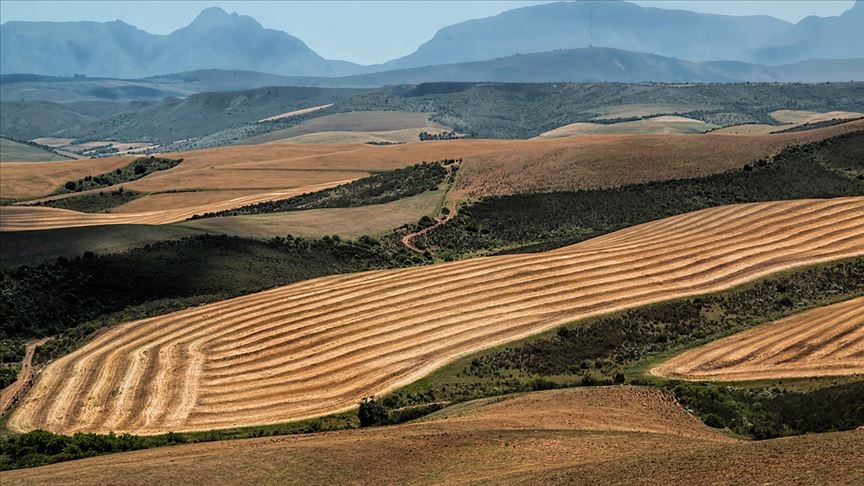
[1, 1, 861, 80]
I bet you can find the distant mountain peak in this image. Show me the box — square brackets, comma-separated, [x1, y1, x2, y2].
[184, 7, 262, 32]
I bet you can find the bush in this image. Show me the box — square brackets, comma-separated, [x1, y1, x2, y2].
[358, 398, 390, 427]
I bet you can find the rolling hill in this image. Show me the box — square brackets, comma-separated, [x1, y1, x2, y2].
[8, 197, 863, 435]
[652, 296, 864, 381]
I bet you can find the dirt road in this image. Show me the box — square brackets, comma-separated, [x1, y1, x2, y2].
[0, 337, 50, 416]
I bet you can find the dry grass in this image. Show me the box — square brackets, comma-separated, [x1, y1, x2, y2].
[0, 181, 351, 231]
[536, 116, 716, 138]
[276, 128, 437, 145]
[240, 111, 446, 145]
[3, 386, 737, 486]
[770, 110, 864, 124]
[257, 104, 334, 123]
[0, 156, 134, 199]
[452, 120, 864, 199]
[111, 190, 271, 213]
[652, 296, 864, 381]
[178, 188, 447, 239]
[507, 429, 864, 486]
[8, 197, 864, 435]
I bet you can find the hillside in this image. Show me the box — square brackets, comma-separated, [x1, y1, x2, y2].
[652, 296, 864, 381]
[0, 8, 364, 78]
[747, 1, 864, 64]
[379, 0, 792, 70]
[348, 48, 864, 85]
[8, 197, 863, 435]
[55, 86, 365, 144]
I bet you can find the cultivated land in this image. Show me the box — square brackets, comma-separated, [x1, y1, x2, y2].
[238, 111, 447, 145]
[0, 181, 352, 231]
[653, 296, 864, 381]
[5, 387, 863, 485]
[0, 138, 69, 163]
[8, 197, 864, 435]
[536, 116, 717, 137]
[181, 188, 448, 239]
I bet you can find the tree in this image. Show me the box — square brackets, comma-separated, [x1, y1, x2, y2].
[358, 397, 389, 427]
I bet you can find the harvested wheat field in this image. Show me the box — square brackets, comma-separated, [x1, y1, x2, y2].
[2, 386, 737, 486]
[652, 296, 864, 381]
[8, 197, 864, 435]
[0, 181, 352, 231]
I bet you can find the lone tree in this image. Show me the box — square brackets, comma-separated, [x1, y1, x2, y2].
[358, 397, 389, 427]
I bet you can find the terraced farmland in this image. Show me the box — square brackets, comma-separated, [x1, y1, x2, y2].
[653, 296, 864, 381]
[8, 197, 864, 435]
[0, 181, 352, 231]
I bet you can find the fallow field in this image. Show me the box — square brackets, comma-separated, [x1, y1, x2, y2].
[5, 386, 862, 485]
[8, 197, 864, 435]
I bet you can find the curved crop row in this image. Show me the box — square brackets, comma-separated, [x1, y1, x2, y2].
[653, 296, 864, 381]
[9, 197, 864, 434]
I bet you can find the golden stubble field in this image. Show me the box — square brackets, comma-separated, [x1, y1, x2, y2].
[652, 296, 864, 381]
[8, 197, 864, 435]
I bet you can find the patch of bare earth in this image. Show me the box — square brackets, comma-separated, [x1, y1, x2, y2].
[2, 386, 737, 486]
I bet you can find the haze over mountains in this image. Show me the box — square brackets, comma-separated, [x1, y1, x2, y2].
[1, 1, 862, 83]
[0, 7, 365, 78]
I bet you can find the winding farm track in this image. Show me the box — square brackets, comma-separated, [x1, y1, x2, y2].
[652, 296, 864, 381]
[9, 197, 864, 435]
[0, 338, 50, 416]
[0, 180, 352, 231]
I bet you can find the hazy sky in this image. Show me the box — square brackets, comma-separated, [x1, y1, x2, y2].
[0, 1, 856, 64]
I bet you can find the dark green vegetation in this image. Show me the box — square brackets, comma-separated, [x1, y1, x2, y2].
[380, 258, 864, 410]
[193, 160, 454, 219]
[0, 234, 421, 362]
[0, 397, 448, 470]
[337, 82, 864, 139]
[358, 398, 444, 428]
[672, 381, 864, 440]
[416, 130, 864, 256]
[0, 225, 206, 270]
[6, 82, 863, 147]
[0, 339, 25, 389]
[33, 188, 144, 213]
[57, 156, 181, 194]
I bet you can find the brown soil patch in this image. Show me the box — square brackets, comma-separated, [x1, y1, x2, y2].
[9, 197, 864, 435]
[507, 430, 864, 486]
[652, 296, 864, 381]
[3, 386, 736, 486]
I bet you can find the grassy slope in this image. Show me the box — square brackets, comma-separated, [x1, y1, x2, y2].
[180, 187, 447, 239]
[0, 138, 69, 163]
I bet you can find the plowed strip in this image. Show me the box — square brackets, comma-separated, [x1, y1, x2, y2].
[0, 180, 352, 231]
[8, 197, 864, 435]
[652, 296, 864, 381]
